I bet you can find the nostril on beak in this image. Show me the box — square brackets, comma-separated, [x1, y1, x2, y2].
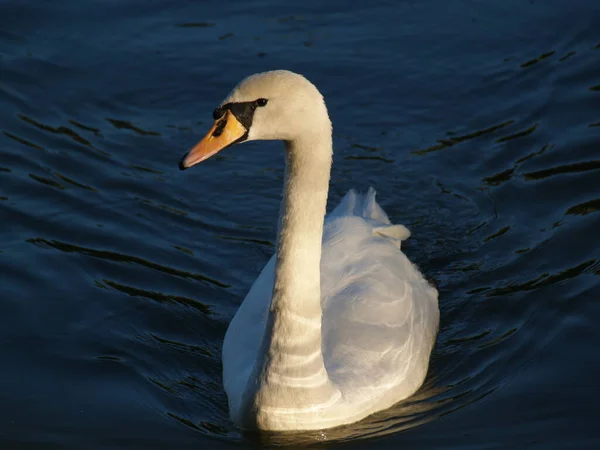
[212, 118, 227, 137]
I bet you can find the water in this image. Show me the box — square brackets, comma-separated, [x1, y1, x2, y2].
[1, 0, 599, 448]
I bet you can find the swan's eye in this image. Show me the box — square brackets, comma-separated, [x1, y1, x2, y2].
[256, 98, 268, 107]
[213, 107, 225, 120]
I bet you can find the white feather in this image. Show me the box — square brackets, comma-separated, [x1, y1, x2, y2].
[212, 71, 439, 431]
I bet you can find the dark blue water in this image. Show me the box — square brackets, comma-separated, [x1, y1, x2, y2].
[1, 0, 599, 448]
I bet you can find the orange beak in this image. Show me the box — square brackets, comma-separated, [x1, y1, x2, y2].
[179, 110, 247, 170]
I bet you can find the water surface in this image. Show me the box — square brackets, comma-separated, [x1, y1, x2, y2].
[1, 0, 599, 448]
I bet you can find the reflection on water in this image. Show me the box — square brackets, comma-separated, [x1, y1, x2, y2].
[412, 120, 515, 155]
[1, 0, 600, 448]
[101, 278, 213, 315]
[28, 238, 231, 287]
[106, 118, 162, 136]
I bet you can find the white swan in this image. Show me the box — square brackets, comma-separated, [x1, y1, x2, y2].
[179, 70, 439, 431]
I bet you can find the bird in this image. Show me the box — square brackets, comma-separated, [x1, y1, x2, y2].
[179, 70, 439, 431]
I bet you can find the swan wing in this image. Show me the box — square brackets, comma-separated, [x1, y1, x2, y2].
[222, 255, 274, 420]
[223, 188, 439, 418]
[322, 188, 438, 405]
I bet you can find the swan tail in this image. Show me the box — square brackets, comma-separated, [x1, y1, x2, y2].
[331, 188, 411, 248]
[332, 187, 390, 223]
[372, 224, 411, 248]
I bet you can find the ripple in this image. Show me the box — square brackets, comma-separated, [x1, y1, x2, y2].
[483, 226, 510, 243]
[128, 165, 164, 175]
[482, 143, 552, 186]
[351, 143, 382, 152]
[485, 260, 597, 297]
[523, 160, 600, 180]
[96, 355, 121, 362]
[150, 377, 178, 395]
[54, 172, 97, 191]
[172, 245, 194, 255]
[515, 143, 552, 164]
[29, 173, 64, 190]
[134, 197, 188, 216]
[344, 155, 394, 163]
[558, 51, 577, 62]
[520, 51, 556, 68]
[215, 235, 274, 247]
[19, 114, 94, 147]
[411, 120, 514, 155]
[68, 119, 102, 136]
[2, 131, 44, 150]
[105, 118, 161, 136]
[446, 330, 492, 345]
[149, 333, 213, 357]
[477, 328, 517, 349]
[434, 180, 468, 201]
[26, 170, 97, 192]
[566, 198, 600, 216]
[166, 413, 235, 438]
[100, 278, 213, 315]
[27, 238, 231, 288]
[495, 123, 538, 143]
[482, 168, 514, 186]
[175, 22, 215, 28]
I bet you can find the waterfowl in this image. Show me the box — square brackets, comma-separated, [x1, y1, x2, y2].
[179, 70, 439, 431]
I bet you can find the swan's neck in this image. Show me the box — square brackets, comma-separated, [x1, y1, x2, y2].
[272, 135, 331, 315]
[250, 131, 341, 426]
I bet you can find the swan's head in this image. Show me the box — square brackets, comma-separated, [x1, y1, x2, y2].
[179, 70, 330, 170]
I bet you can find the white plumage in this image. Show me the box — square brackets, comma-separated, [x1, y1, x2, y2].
[180, 70, 439, 431]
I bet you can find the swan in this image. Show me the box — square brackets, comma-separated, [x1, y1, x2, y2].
[179, 70, 439, 431]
